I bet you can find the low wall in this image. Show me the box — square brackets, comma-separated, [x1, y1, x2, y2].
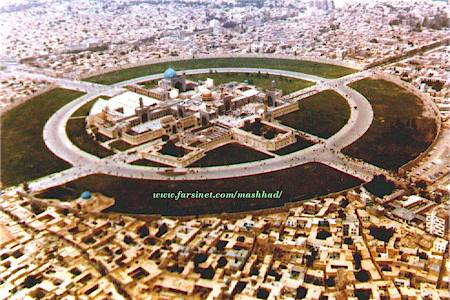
[143, 148, 205, 168]
[122, 128, 165, 145]
[98, 126, 115, 139]
[271, 102, 299, 118]
[364, 38, 449, 69]
[199, 134, 233, 151]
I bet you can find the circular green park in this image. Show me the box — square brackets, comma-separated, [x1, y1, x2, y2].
[0, 56, 439, 215]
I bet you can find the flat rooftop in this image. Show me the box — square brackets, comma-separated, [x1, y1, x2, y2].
[91, 91, 161, 118]
[131, 119, 162, 134]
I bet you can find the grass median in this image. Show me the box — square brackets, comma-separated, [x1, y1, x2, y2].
[276, 90, 350, 138]
[85, 57, 356, 85]
[65, 96, 115, 158]
[190, 143, 272, 167]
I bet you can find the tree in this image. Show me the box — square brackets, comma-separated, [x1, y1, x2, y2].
[418, 251, 428, 260]
[355, 289, 372, 300]
[343, 237, 353, 245]
[137, 225, 149, 238]
[353, 252, 362, 269]
[317, 230, 331, 240]
[369, 225, 395, 243]
[31, 202, 45, 215]
[123, 235, 134, 245]
[264, 129, 276, 140]
[364, 175, 396, 197]
[201, 266, 215, 279]
[415, 179, 427, 189]
[305, 249, 318, 267]
[217, 256, 227, 268]
[325, 276, 335, 287]
[296, 286, 307, 299]
[22, 275, 41, 288]
[355, 269, 370, 282]
[156, 223, 168, 237]
[256, 288, 270, 299]
[194, 253, 208, 265]
[339, 198, 350, 208]
[252, 119, 262, 135]
[160, 140, 184, 157]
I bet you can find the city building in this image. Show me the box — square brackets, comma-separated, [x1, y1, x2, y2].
[426, 205, 449, 238]
[87, 68, 297, 167]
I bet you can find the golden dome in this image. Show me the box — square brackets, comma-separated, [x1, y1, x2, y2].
[201, 89, 213, 101]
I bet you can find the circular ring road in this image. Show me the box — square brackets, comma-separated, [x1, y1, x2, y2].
[43, 68, 374, 181]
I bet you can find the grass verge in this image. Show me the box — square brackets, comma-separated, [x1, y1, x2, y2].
[85, 57, 356, 85]
[190, 143, 272, 167]
[343, 79, 437, 170]
[1, 88, 85, 186]
[37, 163, 362, 216]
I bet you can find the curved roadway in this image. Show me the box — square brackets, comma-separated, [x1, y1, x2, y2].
[32, 67, 376, 191]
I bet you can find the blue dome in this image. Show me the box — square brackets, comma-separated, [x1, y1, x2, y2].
[163, 68, 177, 79]
[81, 191, 91, 200]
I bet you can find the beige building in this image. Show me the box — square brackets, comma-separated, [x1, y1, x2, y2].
[426, 205, 449, 238]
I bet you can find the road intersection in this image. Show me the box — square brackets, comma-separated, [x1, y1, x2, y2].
[14, 66, 400, 192]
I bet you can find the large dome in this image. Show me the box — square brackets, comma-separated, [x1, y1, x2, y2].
[201, 89, 213, 101]
[163, 68, 177, 79]
[81, 191, 92, 200]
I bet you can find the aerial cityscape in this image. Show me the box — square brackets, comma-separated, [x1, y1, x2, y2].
[0, 0, 449, 299]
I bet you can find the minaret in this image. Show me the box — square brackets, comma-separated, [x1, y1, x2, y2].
[268, 80, 277, 107]
[138, 97, 147, 124]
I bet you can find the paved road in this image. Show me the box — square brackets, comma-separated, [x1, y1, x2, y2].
[27, 67, 385, 192]
[111, 67, 326, 88]
[43, 93, 103, 165]
[1, 63, 124, 96]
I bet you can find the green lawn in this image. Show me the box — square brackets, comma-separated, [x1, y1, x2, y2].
[85, 57, 356, 85]
[186, 73, 313, 94]
[66, 96, 115, 158]
[276, 90, 350, 138]
[37, 163, 362, 216]
[272, 137, 315, 155]
[343, 79, 437, 170]
[190, 143, 272, 167]
[130, 159, 170, 167]
[1, 88, 85, 186]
